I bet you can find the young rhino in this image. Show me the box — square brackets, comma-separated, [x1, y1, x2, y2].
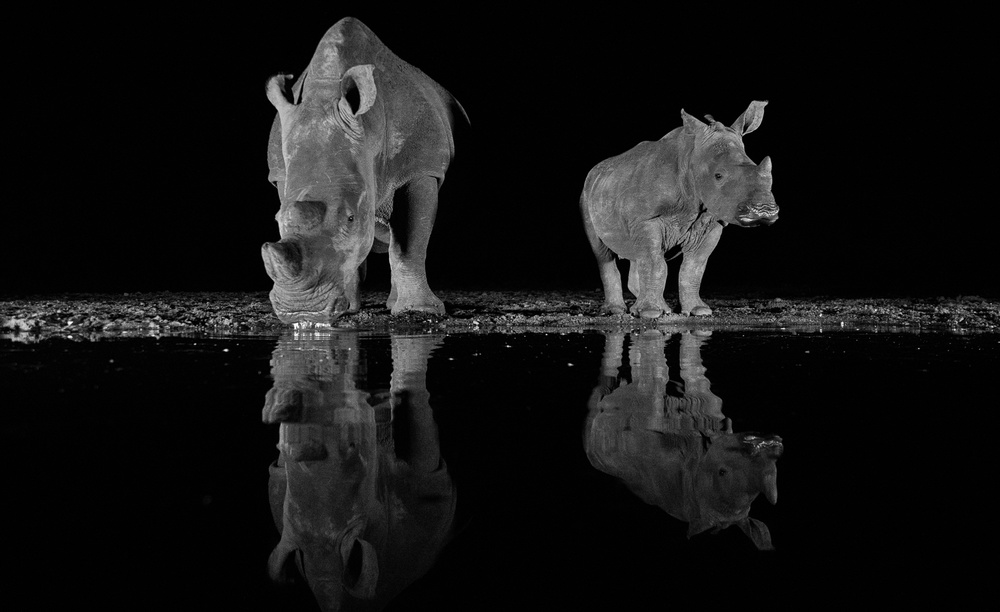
[581, 101, 777, 317]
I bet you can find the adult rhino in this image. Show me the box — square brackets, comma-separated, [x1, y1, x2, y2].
[262, 18, 467, 324]
[586, 330, 783, 550]
[581, 101, 777, 317]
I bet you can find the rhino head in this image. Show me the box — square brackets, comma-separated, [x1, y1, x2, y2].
[688, 432, 783, 549]
[262, 29, 385, 324]
[681, 100, 778, 227]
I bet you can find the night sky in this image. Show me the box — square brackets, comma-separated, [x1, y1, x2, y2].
[5, 9, 992, 297]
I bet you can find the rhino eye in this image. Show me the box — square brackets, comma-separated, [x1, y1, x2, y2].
[714, 173, 724, 181]
[718, 467, 728, 477]
[347, 214, 355, 223]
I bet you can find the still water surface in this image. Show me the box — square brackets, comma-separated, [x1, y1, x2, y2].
[4, 328, 994, 609]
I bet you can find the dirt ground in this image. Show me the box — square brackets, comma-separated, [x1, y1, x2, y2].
[2, 290, 998, 340]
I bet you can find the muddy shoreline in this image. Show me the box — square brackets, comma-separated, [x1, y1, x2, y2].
[3, 290, 998, 340]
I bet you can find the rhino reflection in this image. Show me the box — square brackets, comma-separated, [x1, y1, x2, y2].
[263, 331, 455, 611]
[585, 330, 783, 550]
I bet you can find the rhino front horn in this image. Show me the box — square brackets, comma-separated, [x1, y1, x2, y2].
[262, 241, 303, 282]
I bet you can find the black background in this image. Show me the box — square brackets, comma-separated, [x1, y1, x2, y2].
[4, 8, 993, 297]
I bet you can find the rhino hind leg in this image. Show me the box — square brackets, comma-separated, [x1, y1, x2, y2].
[386, 176, 445, 315]
[581, 199, 626, 314]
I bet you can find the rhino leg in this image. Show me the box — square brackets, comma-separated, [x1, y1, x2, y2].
[390, 335, 443, 473]
[678, 223, 723, 316]
[627, 264, 639, 296]
[386, 279, 397, 310]
[387, 176, 445, 315]
[629, 256, 669, 318]
[628, 223, 670, 318]
[581, 199, 626, 314]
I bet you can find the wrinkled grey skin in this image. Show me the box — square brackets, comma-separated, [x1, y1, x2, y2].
[263, 331, 455, 610]
[262, 18, 466, 324]
[581, 101, 777, 317]
[585, 330, 783, 550]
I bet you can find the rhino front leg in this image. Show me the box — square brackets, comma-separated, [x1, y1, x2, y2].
[678, 222, 723, 316]
[628, 223, 670, 318]
[387, 176, 445, 315]
[629, 256, 669, 318]
[627, 263, 641, 297]
[391, 335, 444, 473]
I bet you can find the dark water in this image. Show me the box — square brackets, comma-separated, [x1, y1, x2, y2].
[4, 328, 995, 610]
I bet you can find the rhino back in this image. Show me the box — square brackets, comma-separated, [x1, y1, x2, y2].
[582, 129, 699, 257]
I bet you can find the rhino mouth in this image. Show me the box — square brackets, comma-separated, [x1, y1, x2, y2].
[737, 214, 778, 227]
[736, 203, 779, 227]
[271, 295, 353, 326]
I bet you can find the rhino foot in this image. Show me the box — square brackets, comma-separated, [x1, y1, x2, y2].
[390, 294, 446, 316]
[630, 299, 669, 319]
[600, 301, 627, 315]
[679, 299, 713, 317]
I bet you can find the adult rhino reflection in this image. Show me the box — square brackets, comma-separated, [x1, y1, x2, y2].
[585, 330, 783, 550]
[263, 331, 455, 611]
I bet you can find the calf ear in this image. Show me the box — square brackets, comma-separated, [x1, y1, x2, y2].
[737, 517, 774, 550]
[340, 64, 377, 117]
[732, 100, 767, 136]
[681, 109, 709, 137]
[687, 516, 716, 539]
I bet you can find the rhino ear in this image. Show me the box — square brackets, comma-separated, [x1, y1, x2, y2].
[267, 536, 300, 584]
[340, 64, 377, 118]
[732, 100, 768, 136]
[681, 109, 709, 136]
[737, 517, 774, 550]
[342, 537, 379, 599]
[267, 74, 298, 134]
[686, 516, 716, 539]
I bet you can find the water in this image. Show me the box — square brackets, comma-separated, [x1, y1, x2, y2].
[4, 328, 996, 610]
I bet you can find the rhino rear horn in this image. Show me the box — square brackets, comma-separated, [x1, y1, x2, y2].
[732, 100, 768, 136]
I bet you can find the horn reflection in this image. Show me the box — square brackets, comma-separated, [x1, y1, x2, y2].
[585, 330, 783, 550]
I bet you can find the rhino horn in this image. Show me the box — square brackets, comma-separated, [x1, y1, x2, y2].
[762, 470, 778, 505]
[732, 100, 768, 136]
[262, 240, 303, 282]
[758, 156, 772, 177]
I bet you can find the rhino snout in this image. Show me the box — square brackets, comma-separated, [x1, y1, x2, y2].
[736, 202, 779, 226]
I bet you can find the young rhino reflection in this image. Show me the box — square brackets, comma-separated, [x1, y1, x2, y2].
[585, 330, 783, 550]
[263, 331, 455, 611]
